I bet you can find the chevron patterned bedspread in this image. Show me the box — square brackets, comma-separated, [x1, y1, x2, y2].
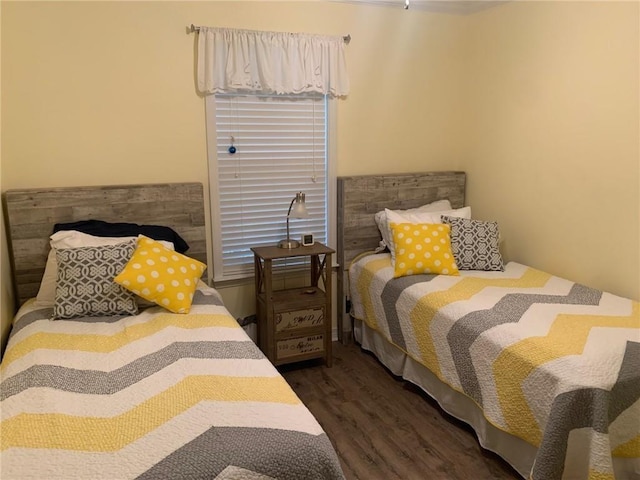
[350, 254, 639, 480]
[0, 286, 344, 480]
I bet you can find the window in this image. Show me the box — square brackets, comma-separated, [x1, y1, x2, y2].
[206, 94, 335, 282]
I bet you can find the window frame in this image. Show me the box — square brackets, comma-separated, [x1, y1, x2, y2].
[205, 94, 337, 285]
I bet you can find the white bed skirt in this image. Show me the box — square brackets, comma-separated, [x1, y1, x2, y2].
[353, 318, 536, 479]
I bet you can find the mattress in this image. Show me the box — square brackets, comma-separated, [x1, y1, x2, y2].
[349, 253, 640, 480]
[0, 285, 345, 480]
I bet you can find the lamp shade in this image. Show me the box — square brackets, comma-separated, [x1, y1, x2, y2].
[290, 193, 309, 219]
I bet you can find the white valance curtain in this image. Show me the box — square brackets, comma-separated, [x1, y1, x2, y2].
[196, 27, 349, 97]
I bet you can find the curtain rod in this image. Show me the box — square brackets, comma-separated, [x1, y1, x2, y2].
[188, 24, 351, 44]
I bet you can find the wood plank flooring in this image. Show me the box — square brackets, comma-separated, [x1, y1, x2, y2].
[280, 341, 522, 480]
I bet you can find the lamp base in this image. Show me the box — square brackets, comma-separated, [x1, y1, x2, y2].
[278, 238, 300, 249]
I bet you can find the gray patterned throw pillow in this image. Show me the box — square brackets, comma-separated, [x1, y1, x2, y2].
[54, 240, 139, 319]
[441, 216, 504, 271]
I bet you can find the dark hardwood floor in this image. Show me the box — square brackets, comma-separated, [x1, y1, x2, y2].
[280, 341, 522, 480]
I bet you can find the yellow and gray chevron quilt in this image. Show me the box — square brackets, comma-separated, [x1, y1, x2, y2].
[0, 287, 344, 480]
[350, 255, 639, 480]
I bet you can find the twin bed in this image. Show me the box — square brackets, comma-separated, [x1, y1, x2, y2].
[337, 172, 640, 480]
[0, 183, 344, 480]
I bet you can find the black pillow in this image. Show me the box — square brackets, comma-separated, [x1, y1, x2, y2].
[52, 220, 190, 253]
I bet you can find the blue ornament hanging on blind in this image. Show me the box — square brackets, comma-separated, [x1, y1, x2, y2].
[228, 136, 237, 154]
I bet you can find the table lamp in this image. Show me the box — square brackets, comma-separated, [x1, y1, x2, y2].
[278, 192, 309, 248]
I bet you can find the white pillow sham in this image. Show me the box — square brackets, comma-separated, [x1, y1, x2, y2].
[35, 231, 174, 307]
[384, 206, 472, 264]
[374, 199, 452, 238]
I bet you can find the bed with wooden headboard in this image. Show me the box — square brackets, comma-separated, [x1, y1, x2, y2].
[0, 182, 345, 480]
[337, 171, 640, 480]
[3, 182, 207, 308]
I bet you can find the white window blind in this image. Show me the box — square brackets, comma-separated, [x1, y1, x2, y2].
[207, 94, 328, 282]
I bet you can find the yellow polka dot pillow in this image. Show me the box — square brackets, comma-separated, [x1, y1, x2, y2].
[114, 236, 207, 313]
[390, 223, 459, 278]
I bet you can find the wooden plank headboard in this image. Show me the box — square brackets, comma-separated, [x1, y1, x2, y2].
[336, 171, 466, 342]
[3, 183, 207, 308]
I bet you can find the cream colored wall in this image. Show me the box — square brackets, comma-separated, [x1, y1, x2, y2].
[0, 1, 13, 355]
[463, 1, 639, 300]
[1, 2, 467, 351]
[2, 1, 466, 187]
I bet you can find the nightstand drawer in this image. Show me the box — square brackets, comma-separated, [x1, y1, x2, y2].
[276, 333, 324, 360]
[275, 307, 324, 333]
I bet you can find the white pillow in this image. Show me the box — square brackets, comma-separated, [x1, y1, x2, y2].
[35, 231, 174, 307]
[374, 199, 452, 238]
[384, 206, 472, 264]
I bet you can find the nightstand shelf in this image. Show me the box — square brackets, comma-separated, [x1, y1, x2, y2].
[251, 243, 334, 367]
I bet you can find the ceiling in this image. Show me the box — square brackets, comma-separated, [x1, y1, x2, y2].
[330, 0, 508, 15]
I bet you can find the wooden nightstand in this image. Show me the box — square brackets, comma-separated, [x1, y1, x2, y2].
[251, 243, 334, 367]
